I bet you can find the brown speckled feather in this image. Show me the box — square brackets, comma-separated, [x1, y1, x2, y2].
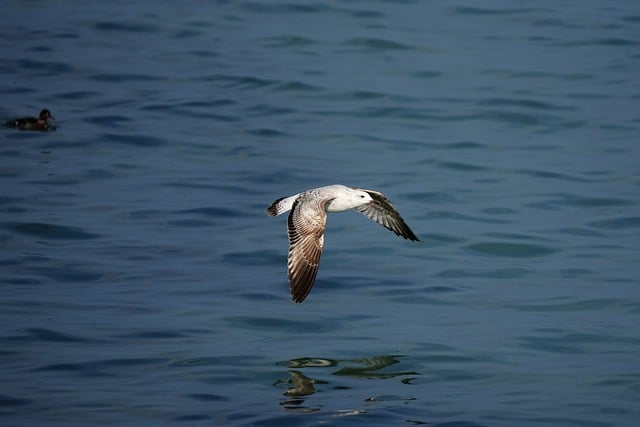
[286, 197, 332, 303]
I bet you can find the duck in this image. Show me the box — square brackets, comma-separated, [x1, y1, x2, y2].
[4, 109, 55, 131]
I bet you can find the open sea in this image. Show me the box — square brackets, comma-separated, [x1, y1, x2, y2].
[1, 1, 639, 426]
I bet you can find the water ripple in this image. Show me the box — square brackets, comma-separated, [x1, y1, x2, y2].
[427, 211, 511, 225]
[508, 298, 637, 313]
[438, 268, 530, 278]
[205, 74, 276, 90]
[589, 216, 640, 230]
[558, 38, 640, 48]
[0, 395, 30, 408]
[94, 21, 159, 33]
[453, 6, 537, 15]
[6, 222, 99, 240]
[7, 328, 96, 343]
[221, 250, 282, 267]
[178, 207, 250, 218]
[17, 59, 73, 75]
[516, 168, 590, 182]
[539, 193, 634, 208]
[264, 35, 317, 48]
[169, 356, 263, 368]
[85, 115, 133, 128]
[346, 37, 412, 51]
[241, 2, 332, 14]
[224, 316, 335, 334]
[30, 265, 103, 283]
[115, 330, 187, 339]
[102, 133, 167, 147]
[519, 331, 640, 354]
[467, 242, 557, 257]
[436, 160, 491, 172]
[476, 97, 575, 111]
[89, 73, 164, 82]
[33, 357, 166, 376]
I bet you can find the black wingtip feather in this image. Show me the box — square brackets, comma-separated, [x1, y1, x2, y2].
[266, 196, 285, 217]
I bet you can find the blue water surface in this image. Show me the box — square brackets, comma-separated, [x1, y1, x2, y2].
[1, 1, 639, 426]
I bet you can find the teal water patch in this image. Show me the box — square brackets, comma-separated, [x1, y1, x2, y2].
[102, 133, 167, 146]
[467, 242, 556, 257]
[223, 316, 335, 334]
[346, 37, 412, 51]
[589, 216, 640, 230]
[8, 222, 99, 240]
[437, 160, 492, 172]
[17, 59, 73, 75]
[94, 21, 159, 33]
[427, 211, 511, 225]
[221, 250, 283, 267]
[453, 6, 536, 15]
[437, 267, 530, 278]
[178, 207, 251, 218]
[507, 298, 636, 312]
[9, 328, 96, 343]
[185, 393, 228, 402]
[30, 265, 104, 283]
[263, 35, 317, 48]
[476, 97, 574, 111]
[516, 168, 589, 182]
[0, 395, 30, 407]
[89, 73, 164, 82]
[552, 194, 634, 208]
[84, 115, 133, 128]
[518, 331, 640, 354]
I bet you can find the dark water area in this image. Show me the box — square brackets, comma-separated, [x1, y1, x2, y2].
[1, 1, 639, 426]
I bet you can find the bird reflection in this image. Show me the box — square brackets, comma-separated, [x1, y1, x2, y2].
[286, 357, 338, 369]
[276, 371, 325, 413]
[332, 355, 417, 379]
[283, 370, 318, 396]
[275, 355, 419, 411]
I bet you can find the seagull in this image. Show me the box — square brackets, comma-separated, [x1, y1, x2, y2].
[266, 184, 419, 303]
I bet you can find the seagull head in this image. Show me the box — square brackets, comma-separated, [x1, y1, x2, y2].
[350, 188, 373, 207]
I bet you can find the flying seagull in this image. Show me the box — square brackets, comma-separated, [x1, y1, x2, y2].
[266, 184, 419, 303]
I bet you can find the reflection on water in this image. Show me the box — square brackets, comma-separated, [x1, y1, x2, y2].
[286, 357, 339, 369]
[276, 355, 419, 412]
[277, 371, 323, 413]
[333, 355, 419, 379]
[282, 371, 321, 397]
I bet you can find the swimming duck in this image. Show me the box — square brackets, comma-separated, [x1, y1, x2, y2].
[4, 109, 55, 131]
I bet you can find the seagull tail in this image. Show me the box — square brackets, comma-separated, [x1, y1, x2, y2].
[266, 194, 299, 217]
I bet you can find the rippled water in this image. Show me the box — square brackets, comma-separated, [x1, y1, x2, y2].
[2, 1, 639, 426]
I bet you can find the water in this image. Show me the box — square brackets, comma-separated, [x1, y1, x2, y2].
[1, 1, 639, 426]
